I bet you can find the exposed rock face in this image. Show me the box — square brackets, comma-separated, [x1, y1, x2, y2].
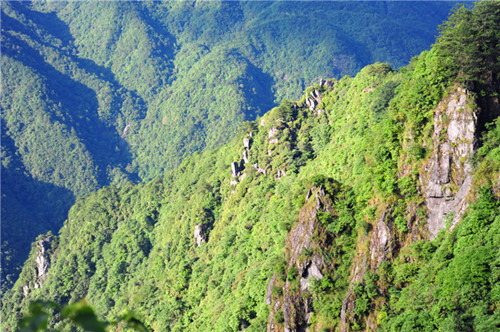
[339, 253, 368, 332]
[319, 78, 335, 88]
[23, 235, 53, 296]
[35, 236, 52, 286]
[369, 209, 394, 269]
[121, 123, 131, 138]
[231, 134, 254, 189]
[267, 186, 333, 331]
[266, 274, 277, 306]
[269, 127, 279, 145]
[243, 138, 251, 149]
[338, 209, 397, 331]
[422, 87, 476, 238]
[338, 87, 480, 330]
[194, 224, 208, 247]
[253, 163, 267, 175]
[305, 90, 322, 112]
[276, 169, 286, 180]
[495, 174, 500, 197]
[305, 97, 317, 111]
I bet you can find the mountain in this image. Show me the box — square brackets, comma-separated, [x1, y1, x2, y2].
[2, 2, 499, 331]
[0, 1, 459, 291]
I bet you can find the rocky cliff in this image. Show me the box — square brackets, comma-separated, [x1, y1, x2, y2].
[22, 235, 54, 297]
[267, 185, 334, 331]
[265, 77, 498, 331]
[422, 86, 476, 238]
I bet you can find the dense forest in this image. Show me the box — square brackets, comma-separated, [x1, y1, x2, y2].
[2, 1, 500, 331]
[0, 0, 458, 292]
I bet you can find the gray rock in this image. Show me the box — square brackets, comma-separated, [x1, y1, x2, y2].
[194, 224, 208, 247]
[243, 138, 251, 149]
[265, 274, 277, 305]
[268, 186, 332, 330]
[269, 127, 279, 144]
[369, 210, 392, 268]
[311, 90, 321, 99]
[424, 87, 476, 238]
[276, 169, 286, 180]
[121, 123, 131, 138]
[252, 163, 266, 175]
[305, 97, 317, 111]
[36, 236, 52, 283]
[495, 175, 500, 196]
[24, 235, 53, 297]
[323, 80, 335, 88]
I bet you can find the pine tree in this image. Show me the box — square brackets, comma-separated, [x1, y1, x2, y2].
[435, 1, 500, 85]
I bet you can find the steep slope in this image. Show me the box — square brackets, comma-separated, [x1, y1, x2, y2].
[1, 0, 459, 290]
[3, 3, 499, 330]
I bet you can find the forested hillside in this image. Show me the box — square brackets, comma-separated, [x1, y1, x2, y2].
[1, 0, 458, 290]
[2, 2, 499, 331]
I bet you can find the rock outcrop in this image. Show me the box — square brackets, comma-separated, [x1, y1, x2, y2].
[34, 236, 52, 288]
[276, 169, 287, 180]
[368, 209, 395, 269]
[269, 127, 279, 145]
[422, 87, 476, 238]
[230, 134, 253, 188]
[305, 90, 322, 112]
[23, 235, 53, 296]
[194, 224, 208, 247]
[267, 185, 334, 331]
[231, 161, 241, 178]
[319, 78, 335, 88]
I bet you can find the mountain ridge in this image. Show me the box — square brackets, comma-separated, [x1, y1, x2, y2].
[1, 0, 459, 290]
[3, 3, 500, 330]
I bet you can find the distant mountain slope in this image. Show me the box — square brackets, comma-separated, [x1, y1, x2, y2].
[2, 2, 499, 331]
[1, 1, 457, 290]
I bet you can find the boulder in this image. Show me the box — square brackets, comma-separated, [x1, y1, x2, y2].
[243, 138, 251, 149]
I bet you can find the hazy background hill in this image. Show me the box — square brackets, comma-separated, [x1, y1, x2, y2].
[1, 0, 457, 290]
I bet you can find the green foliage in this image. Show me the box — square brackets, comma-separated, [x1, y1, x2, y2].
[18, 300, 148, 332]
[275, 310, 284, 324]
[1, 0, 457, 289]
[18, 301, 53, 332]
[435, 2, 500, 84]
[3, 3, 500, 331]
[382, 187, 500, 331]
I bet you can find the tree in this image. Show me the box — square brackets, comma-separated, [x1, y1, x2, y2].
[435, 2, 500, 85]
